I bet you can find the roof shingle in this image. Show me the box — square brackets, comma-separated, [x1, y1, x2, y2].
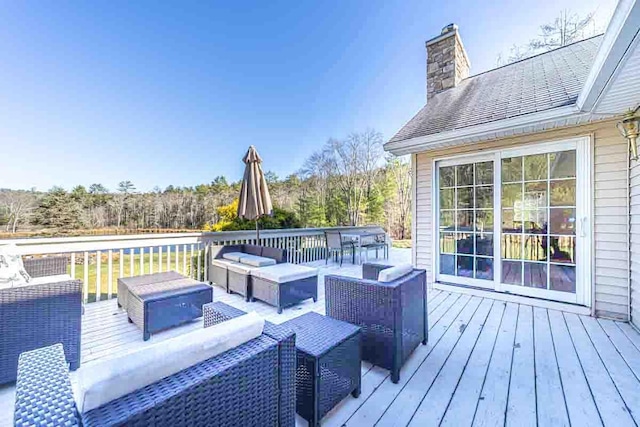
[388, 35, 603, 144]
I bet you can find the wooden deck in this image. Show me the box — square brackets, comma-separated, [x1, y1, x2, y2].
[3, 248, 640, 426]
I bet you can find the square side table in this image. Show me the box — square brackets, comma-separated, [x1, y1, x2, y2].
[281, 312, 361, 427]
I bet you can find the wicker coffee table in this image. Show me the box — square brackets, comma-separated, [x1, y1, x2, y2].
[281, 312, 361, 427]
[118, 272, 213, 340]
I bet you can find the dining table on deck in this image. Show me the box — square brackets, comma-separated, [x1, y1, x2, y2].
[340, 231, 388, 264]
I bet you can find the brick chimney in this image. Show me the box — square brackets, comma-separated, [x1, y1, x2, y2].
[426, 24, 470, 99]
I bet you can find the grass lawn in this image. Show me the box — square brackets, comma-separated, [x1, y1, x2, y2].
[69, 250, 201, 302]
[392, 239, 412, 249]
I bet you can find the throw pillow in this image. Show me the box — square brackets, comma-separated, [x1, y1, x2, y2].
[0, 244, 31, 288]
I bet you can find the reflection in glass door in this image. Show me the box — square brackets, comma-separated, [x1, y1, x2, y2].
[438, 160, 495, 287]
[435, 138, 589, 306]
[500, 150, 577, 294]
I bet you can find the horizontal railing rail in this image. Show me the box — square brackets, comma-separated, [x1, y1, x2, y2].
[5, 225, 386, 304]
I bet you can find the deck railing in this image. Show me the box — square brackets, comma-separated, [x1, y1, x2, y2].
[5, 225, 385, 303]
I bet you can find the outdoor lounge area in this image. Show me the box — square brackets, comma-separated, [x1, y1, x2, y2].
[3, 245, 640, 426]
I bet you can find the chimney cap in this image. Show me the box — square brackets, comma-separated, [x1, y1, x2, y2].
[426, 23, 461, 47]
[441, 23, 458, 34]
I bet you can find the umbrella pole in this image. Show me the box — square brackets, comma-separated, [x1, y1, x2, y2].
[256, 220, 260, 244]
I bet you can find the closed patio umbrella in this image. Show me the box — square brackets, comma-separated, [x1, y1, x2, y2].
[237, 145, 273, 241]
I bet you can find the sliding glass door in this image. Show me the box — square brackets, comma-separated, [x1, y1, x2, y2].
[435, 138, 591, 305]
[437, 157, 496, 289]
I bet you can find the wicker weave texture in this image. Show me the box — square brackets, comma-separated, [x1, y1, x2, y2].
[251, 275, 318, 314]
[281, 312, 361, 426]
[228, 269, 251, 301]
[14, 344, 78, 427]
[15, 305, 297, 427]
[1, 257, 82, 384]
[203, 302, 297, 427]
[23, 256, 68, 278]
[122, 275, 212, 340]
[325, 264, 427, 383]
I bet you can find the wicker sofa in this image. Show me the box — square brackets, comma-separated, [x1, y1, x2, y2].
[0, 256, 82, 385]
[324, 262, 427, 383]
[14, 302, 296, 427]
[208, 244, 287, 299]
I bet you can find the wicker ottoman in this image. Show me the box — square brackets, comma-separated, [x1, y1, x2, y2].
[281, 312, 361, 427]
[119, 273, 213, 341]
[250, 264, 318, 313]
[117, 271, 184, 309]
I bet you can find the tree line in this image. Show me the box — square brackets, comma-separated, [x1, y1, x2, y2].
[0, 130, 411, 239]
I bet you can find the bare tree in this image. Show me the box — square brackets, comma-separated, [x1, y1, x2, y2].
[498, 10, 598, 65]
[113, 181, 136, 228]
[0, 190, 37, 233]
[324, 130, 383, 226]
[386, 156, 411, 239]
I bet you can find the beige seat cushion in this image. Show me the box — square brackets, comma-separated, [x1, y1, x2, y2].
[15, 274, 73, 287]
[226, 262, 254, 274]
[211, 259, 236, 269]
[238, 254, 276, 267]
[222, 252, 246, 262]
[75, 312, 265, 413]
[378, 264, 414, 282]
[251, 263, 318, 283]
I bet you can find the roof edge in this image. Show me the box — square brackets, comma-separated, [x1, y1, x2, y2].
[578, 0, 640, 111]
[384, 105, 606, 155]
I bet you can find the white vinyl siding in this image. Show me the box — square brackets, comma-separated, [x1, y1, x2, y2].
[412, 119, 630, 319]
[630, 155, 640, 328]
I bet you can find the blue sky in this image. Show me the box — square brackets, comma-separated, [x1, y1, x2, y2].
[0, 0, 616, 192]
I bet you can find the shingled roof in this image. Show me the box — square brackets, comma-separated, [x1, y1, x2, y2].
[388, 35, 603, 144]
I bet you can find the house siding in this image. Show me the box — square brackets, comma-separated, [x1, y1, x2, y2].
[631, 156, 640, 328]
[413, 119, 630, 320]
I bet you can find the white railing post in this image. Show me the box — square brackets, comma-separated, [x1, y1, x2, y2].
[119, 249, 124, 278]
[204, 243, 209, 282]
[83, 251, 89, 303]
[8, 226, 387, 304]
[107, 249, 113, 299]
[197, 244, 202, 281]
[96, 250, 101, 302]
[183, 244, 187, 274]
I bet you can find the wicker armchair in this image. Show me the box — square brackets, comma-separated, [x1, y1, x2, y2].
[0, 256, 82, 385]
[14, 302, 296, 427]
[324, 263, 427, 383]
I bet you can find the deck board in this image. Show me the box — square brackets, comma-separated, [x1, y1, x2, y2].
[564, 313, 636, 426]
[440, 300, 505, 427]
[547, 309, 602, 427]
[533, 307, 569, 426]
[3, 248, 640, 427]
[506, 304, 536, 426]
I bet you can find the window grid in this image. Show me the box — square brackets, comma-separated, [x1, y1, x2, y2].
[500, 152, 576, 292]
[439, 161, 494, 280]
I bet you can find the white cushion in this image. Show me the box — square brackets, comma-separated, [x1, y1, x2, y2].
[211, 259, 236, 269]
[378, 264, 414, 283]
[222, 252, 246, 262]
[0, 244, 31, 288]
[13, 274, 73, 288]
[226, 262, 254, 274]
[238, 254, 276, 267]
[75, 311, 265, 413]
[252, 263, 318, 283]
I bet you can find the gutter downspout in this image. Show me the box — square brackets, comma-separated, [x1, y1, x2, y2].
[629, 150, 632, 323]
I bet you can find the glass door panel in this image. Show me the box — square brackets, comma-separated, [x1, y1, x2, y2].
[499, 150, 577, 294]
[438, 161, 494, 285]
